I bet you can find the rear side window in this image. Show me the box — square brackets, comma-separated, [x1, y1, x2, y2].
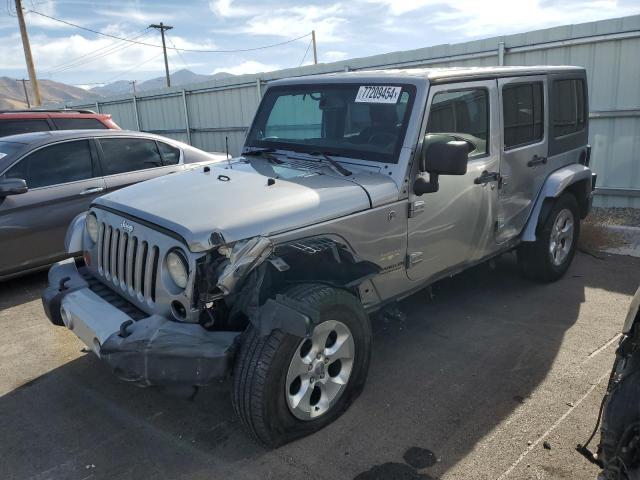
[99, 138, 163, 175]
[52, 118, 108, 130]
[1, 140, 94, 188]
[502, 82, 543, 149]
[426, 88, 489, 156]
[0, 119, 50, 137]
[157, 141, 180, 165]
[552, 79, 586, 138]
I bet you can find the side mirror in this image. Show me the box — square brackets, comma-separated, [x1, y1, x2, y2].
[414, 135, 469, 195]
[0, 178, 28, 197]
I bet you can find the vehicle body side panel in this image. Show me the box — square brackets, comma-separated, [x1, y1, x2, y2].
[270, 201, 409, 307]
[521, 162, 592, 241]
[0, 176, 106, 277]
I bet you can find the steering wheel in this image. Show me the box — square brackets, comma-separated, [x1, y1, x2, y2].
[368, 132, 396, 147]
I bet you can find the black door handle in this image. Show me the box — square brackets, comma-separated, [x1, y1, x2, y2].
[474, 171, 501, 185]
[527, 155, 547, 167]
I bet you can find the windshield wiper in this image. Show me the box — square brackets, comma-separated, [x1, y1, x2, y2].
[309, 151, 352, 176]
[243, 147, 275, 155]
[242, 147, 283, 164]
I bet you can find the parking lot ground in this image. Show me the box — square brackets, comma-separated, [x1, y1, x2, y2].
[1, 251, 639, 480]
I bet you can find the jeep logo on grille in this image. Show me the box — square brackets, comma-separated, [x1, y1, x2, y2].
[120, 220, 134, 233]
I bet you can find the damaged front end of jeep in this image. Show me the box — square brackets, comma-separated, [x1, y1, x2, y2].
[193, 234, 380, 338]
[43, 223, 380, 388]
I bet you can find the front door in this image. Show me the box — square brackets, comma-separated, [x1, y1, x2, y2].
[0, 139, 105, 276]
[407, 80, 500, 282]
[495, 76, 548, 243]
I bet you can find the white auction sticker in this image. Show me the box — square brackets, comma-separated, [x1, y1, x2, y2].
[355, 86, 402, 104]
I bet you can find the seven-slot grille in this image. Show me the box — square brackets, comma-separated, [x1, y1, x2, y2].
[96, 220, 160, 305]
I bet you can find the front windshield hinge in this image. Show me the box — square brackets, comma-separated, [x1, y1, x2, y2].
[408, 200, 425, 218]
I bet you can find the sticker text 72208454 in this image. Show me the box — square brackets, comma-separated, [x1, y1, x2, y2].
[355, 86, 402, 104]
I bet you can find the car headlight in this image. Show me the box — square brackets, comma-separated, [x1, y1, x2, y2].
[166, 250, 189, 289]
[86, 212, 99, 243]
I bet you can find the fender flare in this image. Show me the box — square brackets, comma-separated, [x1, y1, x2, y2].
[65, 212, 87, 254]
[521, 164, 593, 242]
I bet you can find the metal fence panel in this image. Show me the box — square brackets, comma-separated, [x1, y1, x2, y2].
[58, 14, 640, 207]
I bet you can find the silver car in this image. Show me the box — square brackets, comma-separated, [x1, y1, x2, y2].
[43, 66, 596, 447]
[0, 130, 220, 280]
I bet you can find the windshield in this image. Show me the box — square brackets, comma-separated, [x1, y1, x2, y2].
[246, 83, 416, 163]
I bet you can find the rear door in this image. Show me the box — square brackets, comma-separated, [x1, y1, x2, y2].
[97, 137, 183, 193]
[496, 76, 548, 243]
[0, 139, 106, 276]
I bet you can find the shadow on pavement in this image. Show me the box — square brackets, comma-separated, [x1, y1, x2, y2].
[0, 252, 639, 479]
[0, 270, 47, 310]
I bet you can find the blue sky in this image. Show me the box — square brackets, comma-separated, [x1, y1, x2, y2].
[2, 0, 640, 88]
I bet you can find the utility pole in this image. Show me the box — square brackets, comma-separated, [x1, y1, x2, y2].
[129, 80, 137, 94]
[311, 30, 318, 65]
[149, 22, 173, 87]
[15, 0, 41, 106]
[19, 79, 30, 108]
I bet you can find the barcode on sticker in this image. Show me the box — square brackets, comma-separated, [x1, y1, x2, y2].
[355, 86, 402, 104]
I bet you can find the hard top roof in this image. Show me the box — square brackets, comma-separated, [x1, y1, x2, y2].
[269, 65, 585, 86]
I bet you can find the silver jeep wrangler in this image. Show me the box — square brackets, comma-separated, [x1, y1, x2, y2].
[43, 66, 596, 447]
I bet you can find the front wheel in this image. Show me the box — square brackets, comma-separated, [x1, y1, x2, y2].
[232, 284, 372, 447]
[517, 193, 580, 282]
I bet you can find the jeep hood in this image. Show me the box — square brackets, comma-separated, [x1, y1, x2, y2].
[94, 159, 395, 252]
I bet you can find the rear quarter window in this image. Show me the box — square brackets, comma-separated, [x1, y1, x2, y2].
[552, 79, 586, 138]
[52, 118, 108, 130]
[0, 119, 50, 137]
[157, 141, 181, 165]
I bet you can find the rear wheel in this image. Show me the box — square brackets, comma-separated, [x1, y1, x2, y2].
[518, 193, 580, 282]
[232, 283, 372, 447]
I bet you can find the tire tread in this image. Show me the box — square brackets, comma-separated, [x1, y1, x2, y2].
[232, 283, 370, 446]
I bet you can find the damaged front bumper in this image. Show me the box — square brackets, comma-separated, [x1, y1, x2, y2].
[42, 258, 240, 387]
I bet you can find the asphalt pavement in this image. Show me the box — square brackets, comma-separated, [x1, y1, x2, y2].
[1, 251, 638, 480]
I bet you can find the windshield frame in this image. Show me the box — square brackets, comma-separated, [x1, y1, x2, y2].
[245, 83, 417, 164]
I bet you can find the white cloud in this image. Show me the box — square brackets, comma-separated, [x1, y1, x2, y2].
[212, 60, 280, 75]
[323, 50, 349, 62]
[240, 4, 347, 43]
[94, 8, 171, 24]
[427, 0, 640, 37]
[209, 0, 255, 17]
[362, 0, 442, 15]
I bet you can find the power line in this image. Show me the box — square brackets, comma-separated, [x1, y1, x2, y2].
[298, 38, 312, 67]
[26, 9, 312, 53]
[165, 33, 190, 70]
[48, 29, 152, 74]
[100, 52, 164, 84]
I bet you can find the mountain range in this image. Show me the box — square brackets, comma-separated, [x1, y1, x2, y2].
[89, 69, 234, 96]
[0, 69, 234, 110]
[0, 77, 101, 110]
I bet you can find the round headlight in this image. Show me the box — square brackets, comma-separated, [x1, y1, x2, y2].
[86, 212, 99, 243]
[166, 250, 189, 289]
